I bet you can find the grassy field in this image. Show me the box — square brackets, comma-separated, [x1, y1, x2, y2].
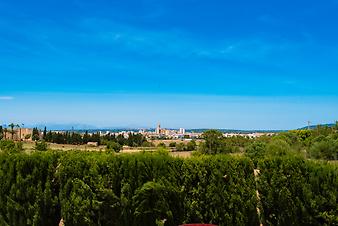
[23, 142, 105, 152]
[151, 139, 202, 146]
[22, 141, 193, 157]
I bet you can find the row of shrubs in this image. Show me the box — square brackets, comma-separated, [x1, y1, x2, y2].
[0, 140, 48, 153]
[0, 151, 337, 226]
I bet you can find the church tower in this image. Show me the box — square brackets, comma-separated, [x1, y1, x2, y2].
[156, 123, 161, 134]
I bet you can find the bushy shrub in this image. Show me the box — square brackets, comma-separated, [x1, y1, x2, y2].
[309, 139, 338, 160]
[106, 141, 122, 153]
[245, 141, 267, 165]
[266, 139, 292, 156]
[0, 140, 16, 152]
[155, 147, 170, 155]
[0, 152, 60, 226]
[169, 142, 177, 148]
[186, 140, 197, 151]
[175, 143, 186, 151]
[0, 140, 23, 153]
[35, 141, 48, 151]
[258, 156, 338, 225]
[157, 142, 166, 148]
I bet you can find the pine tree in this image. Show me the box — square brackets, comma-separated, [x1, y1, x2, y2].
[32, 127, 40, 141]
[83, 130, 89, 144]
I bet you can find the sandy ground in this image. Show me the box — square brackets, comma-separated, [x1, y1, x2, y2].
[170, 151, 192, 158]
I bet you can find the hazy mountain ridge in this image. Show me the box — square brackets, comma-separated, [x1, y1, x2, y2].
[25, 123, 337, 133]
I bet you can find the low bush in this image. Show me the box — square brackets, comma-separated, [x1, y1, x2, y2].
[35, 141, 48, 152]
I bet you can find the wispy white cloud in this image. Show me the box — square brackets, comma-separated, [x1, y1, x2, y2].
[2, 14, 336, 73]
[0, 96, 14, 100]
[78, 18, 300, 63]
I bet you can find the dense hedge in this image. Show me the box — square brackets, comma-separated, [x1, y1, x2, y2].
[0, 152, 60, 226]
[0, 152, 337, 226]
[258, 157, 338, 226]
[0, 152, 258, 226]
[57, 153, 258, 226]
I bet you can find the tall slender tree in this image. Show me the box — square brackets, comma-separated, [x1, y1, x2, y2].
[8, 123, 17, 140]
[3, 128, 8, 140]
[83, 130, 89, 144]
[43, 127, 47, 140]
[0, 126, 3, 140]
[32, 127, 40, 141]
[16, 124, 21, 141]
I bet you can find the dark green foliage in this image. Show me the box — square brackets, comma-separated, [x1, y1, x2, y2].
[242, 127, 338, 161]
[45, 131, 101, 145]
[200, 130, 246, 154]
[169, 142, 176, 148]
[1, 152, 337, 226]
[186, 140, 197, 151]
[141, 141, 155, 147]
[16, 142, 23, 152]
[175, 143, 186, 151]
[44, 130, 147, 147]
[200, 130, 224, 154]
[60, 178, 98, 226]
[133, 181, 182, 226]
[265, 139, 292, 156]
[245, 141, 267, 165]
[102, 132, 146, 147]
[42, 127, 47, 140]
[57, 152, 258, 226]
[35, 141, 48, 152]
[157, 142, 166, 148]
[32, 128, 40, 141]
[0, 140, 23, 154]
[0, 140, 16, 152]
[310, 139, 338, 160]
[106, 141, 122, 153]
[172, 141, 197, 152]
[258, 157, 338, 226]
[126, 133, 147, 147]
[181, 156, 259, 225]
[0, 152, 60, 226]
[0, 126, 3, 140]
[83, 131, 90, 144]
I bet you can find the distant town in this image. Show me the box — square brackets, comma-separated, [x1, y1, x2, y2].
[1, 122, 274, 143]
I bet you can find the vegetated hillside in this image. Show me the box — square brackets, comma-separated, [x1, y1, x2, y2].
[199, 124, 338, 161]
[298, 123, 336, 130]
[0, 151, 337, 226]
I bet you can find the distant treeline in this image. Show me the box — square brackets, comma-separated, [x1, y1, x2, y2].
[40, 128, 148, 147]
[43, 130, 101, 145]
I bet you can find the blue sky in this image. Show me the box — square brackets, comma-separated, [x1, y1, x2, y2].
[0, 0, 338, 129]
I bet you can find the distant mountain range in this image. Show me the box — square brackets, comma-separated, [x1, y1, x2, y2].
[28, 123, 98, 131]
[185, 129, 285, 133]
[28, 124, 285, 133]
[26, 123, 336, 133]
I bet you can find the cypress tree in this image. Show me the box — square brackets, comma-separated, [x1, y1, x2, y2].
[43, 127, 47, 140]
[0, 126, 3, 140]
